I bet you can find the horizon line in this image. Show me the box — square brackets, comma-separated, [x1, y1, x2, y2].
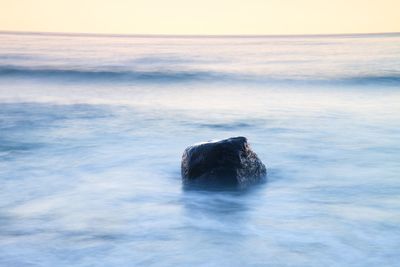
[1, 30, 400, 39]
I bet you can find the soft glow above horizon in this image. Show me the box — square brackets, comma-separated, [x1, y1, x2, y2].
[1, 0, 399, 35]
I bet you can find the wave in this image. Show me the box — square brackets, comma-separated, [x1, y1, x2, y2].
[1, 65, 399, 86]
[0, 66, 224, 82]
[340, 75, 400, 85]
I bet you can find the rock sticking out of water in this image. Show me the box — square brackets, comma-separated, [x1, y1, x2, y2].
[181, 137, 267, 188]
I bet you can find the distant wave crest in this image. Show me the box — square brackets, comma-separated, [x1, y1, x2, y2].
[0, 65, 399, 86]
[0, 66, 222, 82]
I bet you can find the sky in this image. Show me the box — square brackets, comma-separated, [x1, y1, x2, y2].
[0, 0, 399, 35]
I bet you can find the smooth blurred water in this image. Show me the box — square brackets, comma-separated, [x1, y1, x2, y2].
[0, 32, 400, 267]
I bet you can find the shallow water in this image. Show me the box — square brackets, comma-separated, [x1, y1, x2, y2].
[0, 32, 400, 267]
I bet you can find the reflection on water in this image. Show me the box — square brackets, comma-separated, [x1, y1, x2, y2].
[1, 33, 400, 266]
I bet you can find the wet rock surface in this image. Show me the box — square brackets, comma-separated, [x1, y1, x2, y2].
[181, 137, 267, 188]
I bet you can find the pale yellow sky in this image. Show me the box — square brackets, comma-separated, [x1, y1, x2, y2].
[0, 0, 399, 35]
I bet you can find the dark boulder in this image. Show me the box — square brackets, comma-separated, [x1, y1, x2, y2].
[181, 137, 267, 188]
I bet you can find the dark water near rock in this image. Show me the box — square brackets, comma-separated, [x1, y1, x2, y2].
[0, 32, 400, 267]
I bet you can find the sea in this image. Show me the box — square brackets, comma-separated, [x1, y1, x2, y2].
[0, 32, 399, 267]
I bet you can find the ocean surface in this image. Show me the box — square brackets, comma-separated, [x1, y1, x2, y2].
[0, 32, 400, 267]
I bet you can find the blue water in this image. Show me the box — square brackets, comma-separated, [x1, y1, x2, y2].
[0, 32, 400, 267]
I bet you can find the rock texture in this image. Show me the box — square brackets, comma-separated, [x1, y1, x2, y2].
[181, 137, 267, 187]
